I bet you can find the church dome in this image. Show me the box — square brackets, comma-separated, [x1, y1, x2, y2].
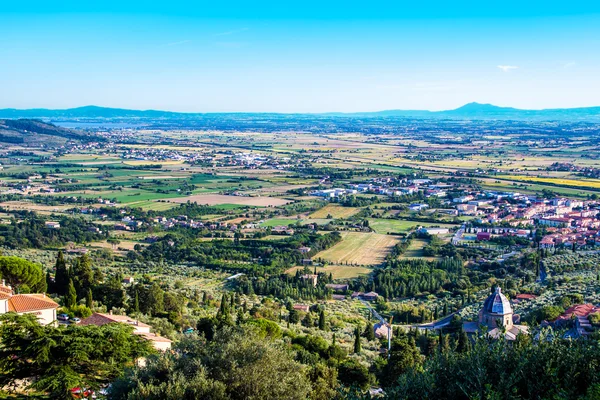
[482, 287, 512, 315]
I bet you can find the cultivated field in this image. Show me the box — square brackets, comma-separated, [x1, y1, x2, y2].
[309, 204, 361, 219]
[315, 232, 401, 265]
[286, 264, 372, 279]
[168, 194, 292, 207]
[368, 218, 457, 234]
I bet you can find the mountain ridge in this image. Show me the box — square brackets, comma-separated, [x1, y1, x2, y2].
[1, 102, 600, 121]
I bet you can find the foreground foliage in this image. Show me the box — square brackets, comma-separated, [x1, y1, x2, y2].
[0, 313, 153, 399]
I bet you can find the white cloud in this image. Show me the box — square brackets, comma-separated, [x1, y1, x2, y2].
[497, 65, 518, 72]
[563, 62, 576, 69]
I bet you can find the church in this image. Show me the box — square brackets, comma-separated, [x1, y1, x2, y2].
[463, 286, 529, 340]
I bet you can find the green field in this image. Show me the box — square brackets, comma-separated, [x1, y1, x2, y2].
[367, 218, 458, 234]
[287, 264, 372, 279]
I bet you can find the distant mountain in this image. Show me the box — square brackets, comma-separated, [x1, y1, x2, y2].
[0, 119, 102, 145]
[1, 102, 599, 121]
[327, 102, 600, 121]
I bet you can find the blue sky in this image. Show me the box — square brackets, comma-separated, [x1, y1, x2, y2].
[1, 1, 600, 112]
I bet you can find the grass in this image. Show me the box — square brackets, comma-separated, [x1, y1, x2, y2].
[286, 264, 372, 279]
[315, 232, 401, 266]
[260, 218, 300, 227]
[309, 204, 361, 219]
[367, 218, 457, 234]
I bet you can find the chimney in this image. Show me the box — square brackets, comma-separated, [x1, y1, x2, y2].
[109, 310, 113, 315]
[1, 280, 4, 287]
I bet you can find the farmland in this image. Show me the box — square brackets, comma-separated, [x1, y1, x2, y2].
[367, 218, 458, 234]
[308, 204, 361, 219]
[314, 232, 401, 266]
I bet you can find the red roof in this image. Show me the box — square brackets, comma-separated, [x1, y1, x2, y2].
[80, 313, 150, 328]
[8, 294, 58, 313]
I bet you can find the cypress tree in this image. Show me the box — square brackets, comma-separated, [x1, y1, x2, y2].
[354, 325, 362, 354]
[54, 251, 69, 295]
[318, 310, 326, 330]
[134, 290, 140, 314]
[85, 288, 93, 308]
[364, 322, 375, 341]
[65, 279, 77, 309]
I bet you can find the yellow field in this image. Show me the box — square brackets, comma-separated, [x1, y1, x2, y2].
[309, 204, 361, 219]
[501, 175, 600, 189]
[286, 264, 372, 279]
[315, 232, 400, 266]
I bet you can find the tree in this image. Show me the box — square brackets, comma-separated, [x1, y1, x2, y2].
[0, 256, 46, 293]
[110, 327, 311, 400]
[364, 322, 375, 341]
[456, 330, 471, 353]
[72, 254, 94, 298]
[318, 310, 326, 330]
[133, 289, 140, 314]
[380, 337, 423, 387]
[0, 313, 152, 400]
[65, 279, 77, 308]
[289, 309, 300, 324]
[354, 325, 362, 354]
[53, 251, 70, 295]
[85, 288, 93, 309]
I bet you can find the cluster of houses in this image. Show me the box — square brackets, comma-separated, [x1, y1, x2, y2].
[310, 178, 449, 199]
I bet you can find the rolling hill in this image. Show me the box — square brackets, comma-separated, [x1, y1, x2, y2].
[1, 103, 599, 121]
[0, 119, 103, 145]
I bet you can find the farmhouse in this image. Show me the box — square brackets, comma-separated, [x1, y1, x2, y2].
[326, 283, 349, 292]
[300, 274, 318, 287]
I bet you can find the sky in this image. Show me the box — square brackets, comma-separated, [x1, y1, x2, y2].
[1, 1, 600, 113]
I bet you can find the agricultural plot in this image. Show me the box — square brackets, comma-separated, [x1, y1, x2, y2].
[286, 264, 372, 279]
[315, 232, 401, 266]
[308, 204, 361, 219]
[169, 194, 292, 207]
[367, 218, 457, 234]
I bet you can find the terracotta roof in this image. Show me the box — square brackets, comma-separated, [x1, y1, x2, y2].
[0, 285, 13, 295]
[0, 292, 11, 301]
[8, 294, 58, 313]
[135, 332, 172, 343]
[80, 313, 151, 328]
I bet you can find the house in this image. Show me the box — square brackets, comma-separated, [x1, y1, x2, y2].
[122, 276, 135, 285]
[298, 246, 311, 254]
[352, 291, 379, 301]
[45, 221, 61, 229]
[80, 312, 172, 351]
[476, 232, 491, 241]
[374, 322, 392, 340]
[0, 282, 58, 325]
[419, 227, 449, 235]
[292, 304, 310, 312]
[300, 274, 318, 287]
[326, 284, 349, 292]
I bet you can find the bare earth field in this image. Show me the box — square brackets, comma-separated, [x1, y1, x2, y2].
[315, 232, 401, 266]
[168, 194, 292, 207]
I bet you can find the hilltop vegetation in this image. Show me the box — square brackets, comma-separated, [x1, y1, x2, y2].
[0, 119, 101, 145]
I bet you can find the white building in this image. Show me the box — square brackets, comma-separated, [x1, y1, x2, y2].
[0, 283, 58, 325]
